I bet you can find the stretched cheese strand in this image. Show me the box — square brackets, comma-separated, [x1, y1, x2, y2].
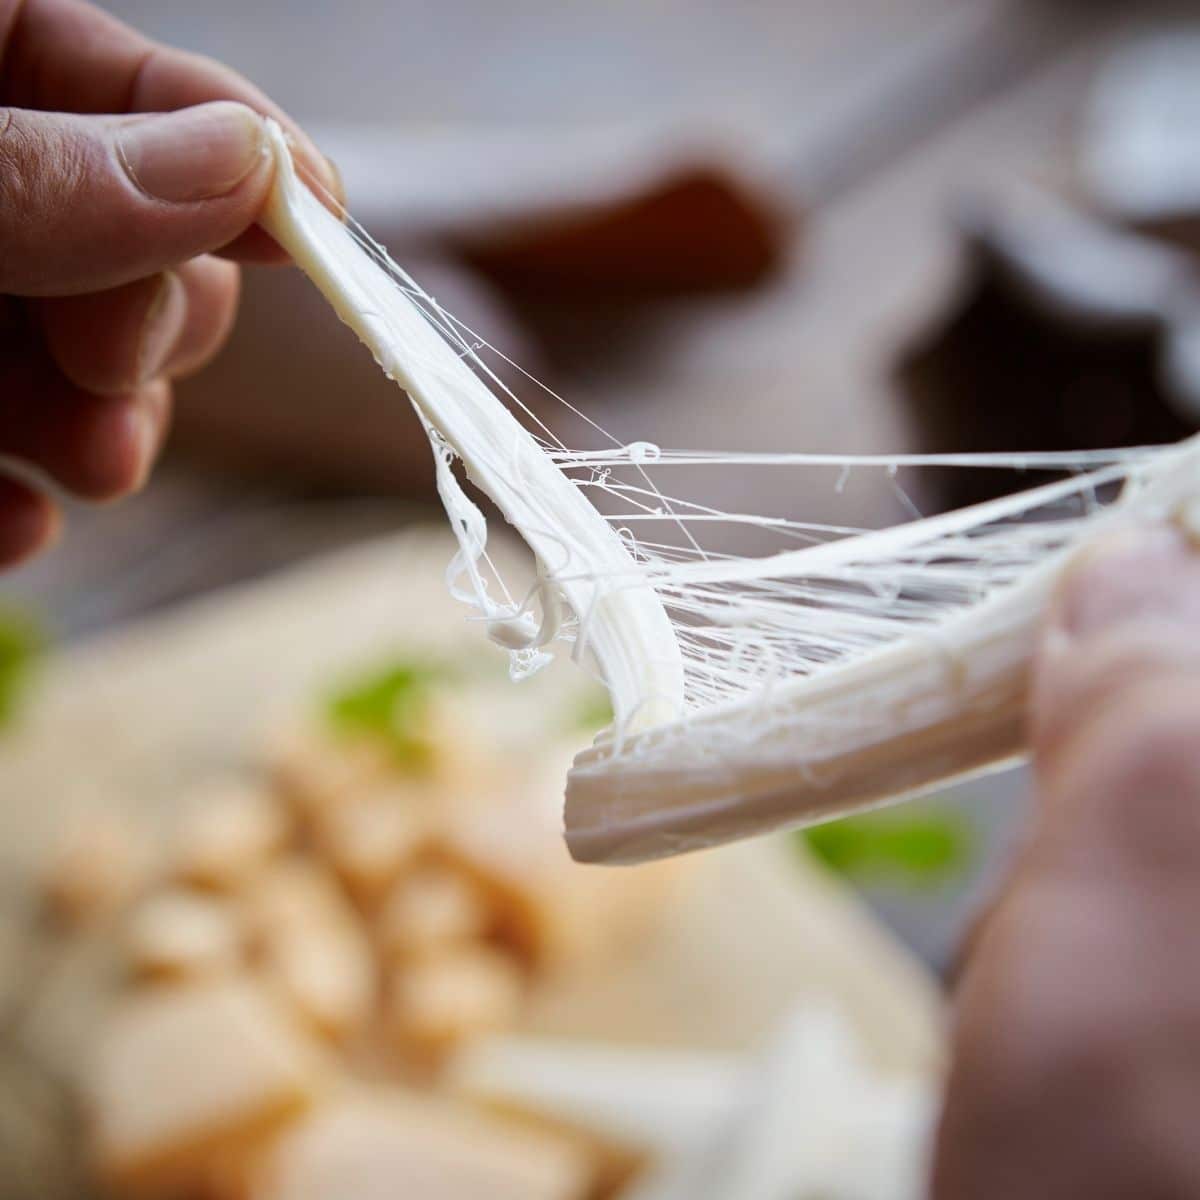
[257, 121, 1200, 865]
[566, 435, 1200, 861]
[258, 122, 684, 734]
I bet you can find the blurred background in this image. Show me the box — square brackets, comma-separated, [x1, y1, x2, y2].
[5, 0, 1200, 1195]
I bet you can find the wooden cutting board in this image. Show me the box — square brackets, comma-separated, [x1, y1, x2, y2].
[0, 529, 943, 1191]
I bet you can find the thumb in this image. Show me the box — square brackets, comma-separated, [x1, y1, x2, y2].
[933, 526, 1200, 1198]
[1031, 522, 1200, 866]
[0, 101, 273, 296]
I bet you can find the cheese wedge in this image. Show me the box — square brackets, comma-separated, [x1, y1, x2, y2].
[248, 1089, 592, 1200]
[262, 920, 376, 1043]
[388, 947, 525, 1066]
[123, 890, 243, 982]
[238, 859, 358, 952]
[266, 724, 391, 823]
[172, 781, 290, 892]
[316, 786, 429, 905]
[41, 814, 148, 928]
[376, 865, 492, 959]
[87, 979, 328, 1194]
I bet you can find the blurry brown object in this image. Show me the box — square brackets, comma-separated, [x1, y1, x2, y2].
[898, 200, 1200, 511]
[457, 166, 787, 297]
[318, 123, 791, 298]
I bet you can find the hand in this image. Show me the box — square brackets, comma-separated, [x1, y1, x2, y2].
[934, 525, 1200, 1197]
[0, 0, 341, 567]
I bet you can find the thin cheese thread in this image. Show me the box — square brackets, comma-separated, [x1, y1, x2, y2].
[258, 124, 1200, 863]
[260, 121, 685, 734]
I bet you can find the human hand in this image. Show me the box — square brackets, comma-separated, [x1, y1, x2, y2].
[934, 524, 1200, 1197]
[0, 0, 340, 567]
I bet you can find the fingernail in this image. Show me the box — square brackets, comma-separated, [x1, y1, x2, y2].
[1052, 524, 1200, 638]
[136, 272, 186, 382]
[118, 101, 265, 203]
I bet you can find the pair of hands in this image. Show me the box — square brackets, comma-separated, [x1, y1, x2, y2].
[4, 2, 1198, 1196]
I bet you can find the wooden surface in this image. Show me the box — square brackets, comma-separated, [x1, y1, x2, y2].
[0, 530, 943, 1196]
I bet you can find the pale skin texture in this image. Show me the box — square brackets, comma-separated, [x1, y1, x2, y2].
[4, 4, 1199, 1190]
[935, 526, 1200, 1198]
[0, 0, 341, 566]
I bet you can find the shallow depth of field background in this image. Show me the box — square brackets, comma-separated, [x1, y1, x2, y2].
[7, 0, 1200, 971]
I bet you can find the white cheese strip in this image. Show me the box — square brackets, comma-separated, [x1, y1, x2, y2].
[257, 117, 1200, 866]
[86, 979, 328, 1191]
[258, 121, 684, 735]
[565, 435, 1200, 862]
